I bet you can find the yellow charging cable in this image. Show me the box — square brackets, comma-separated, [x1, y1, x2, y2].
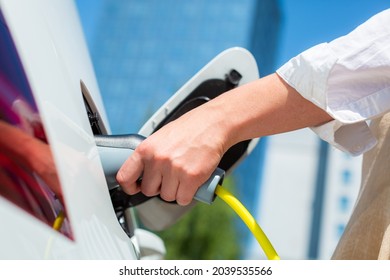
[215, 184, 280, 260]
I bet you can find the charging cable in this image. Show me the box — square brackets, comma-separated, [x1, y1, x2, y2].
[52, 210, 65, 231]
[215, 184, 280, 260]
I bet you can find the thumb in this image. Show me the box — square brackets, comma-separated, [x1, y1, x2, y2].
[116, 153, 144, 195]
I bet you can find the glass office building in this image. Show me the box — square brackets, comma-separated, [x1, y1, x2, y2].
[77, 0, 281, 258]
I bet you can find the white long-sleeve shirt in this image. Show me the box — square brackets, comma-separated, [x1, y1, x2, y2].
[277, 9, 390, 156]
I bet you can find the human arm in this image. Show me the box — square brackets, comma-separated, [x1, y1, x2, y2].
[116, 73, 333, 206]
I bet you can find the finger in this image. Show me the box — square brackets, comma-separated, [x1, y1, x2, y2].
[175, 180, 199, 206]
[116, 153, 144, 195]
[159, 172, 179, 202]
[139, 163, 162, 197]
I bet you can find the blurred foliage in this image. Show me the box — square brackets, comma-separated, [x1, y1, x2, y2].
[154, 176, 242, 260]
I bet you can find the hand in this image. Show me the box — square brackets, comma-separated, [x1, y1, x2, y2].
[116, 103, 228, 206]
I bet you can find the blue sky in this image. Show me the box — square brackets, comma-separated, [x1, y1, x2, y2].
[276, 0, 389, 67]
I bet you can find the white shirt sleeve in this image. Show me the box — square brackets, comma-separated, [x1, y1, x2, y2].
[276, 9, 390, 156]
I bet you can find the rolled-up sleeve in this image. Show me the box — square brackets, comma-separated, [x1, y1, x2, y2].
[277, 8, 390, 156]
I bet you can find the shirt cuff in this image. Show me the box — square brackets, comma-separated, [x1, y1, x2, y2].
[276, 43, 378, 156]
[276, 43, 337, 111]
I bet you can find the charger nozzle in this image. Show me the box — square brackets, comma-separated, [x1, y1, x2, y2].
[95, 134, 225, 205]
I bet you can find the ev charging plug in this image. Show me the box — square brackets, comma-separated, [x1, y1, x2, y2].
[95, 134, 280, 260]
[95, 134, 224, 205]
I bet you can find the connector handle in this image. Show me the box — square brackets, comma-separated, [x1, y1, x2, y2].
[194, 167, 224, 204]
[95, 134, 225, 204]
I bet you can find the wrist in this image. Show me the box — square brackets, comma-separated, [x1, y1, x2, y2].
[201, 92, 248, 154]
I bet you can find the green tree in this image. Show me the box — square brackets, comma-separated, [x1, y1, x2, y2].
[155, 176, 242, 260]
